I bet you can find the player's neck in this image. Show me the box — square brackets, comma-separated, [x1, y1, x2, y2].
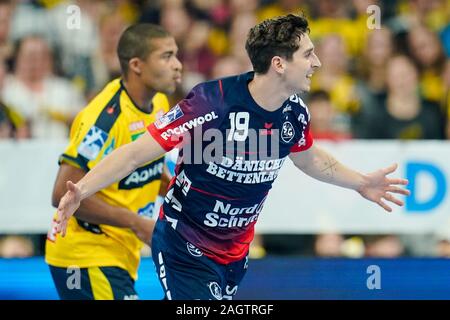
[122, 77, 157, 113]
[248, 73, 291, 111]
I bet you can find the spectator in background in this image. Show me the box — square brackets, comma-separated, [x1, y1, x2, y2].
[443, 60, 450, 139]
[211, 55, 246, 79]
[0, 56, 28, 138]
[47, 0, 101, 94]
[0, 235, 34, 258]
[407, 25, 447, 106]
[314, 233, 344, 257]
[257, 0, 309, 22]
[307, 90, 351, 140]
[228, 12, 256, 68]
[392, 0, 449, 33]
[310, 34, 360, 124]
[1, 35, 85, 139]
[364, 235, 405, 258]
[88, 5, 128, 97]
[0, 0, 13, 64]
[358, 55, 445, 139]
[353, 27, 395, 138]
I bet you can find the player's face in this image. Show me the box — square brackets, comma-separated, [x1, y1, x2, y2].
[285, 34, 321, 92]
[141, 37, 182, 94]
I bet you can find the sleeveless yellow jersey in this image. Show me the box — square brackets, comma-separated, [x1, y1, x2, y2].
[45, 79, 169, 279]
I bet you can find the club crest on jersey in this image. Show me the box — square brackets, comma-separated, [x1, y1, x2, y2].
[78, 125, 108, 160]
[208, 282, 222, 300]
[281, 121, 295, 143]
[154, 104, 184, 129]
[186, 242, 203, 257]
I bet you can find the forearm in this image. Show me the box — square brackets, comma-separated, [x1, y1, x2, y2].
[74, 194, 137, 229]
[291, 145, 367, 192]
[77, 143, 139, 200]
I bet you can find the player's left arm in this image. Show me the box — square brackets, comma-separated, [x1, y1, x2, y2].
[289, 145, 410, 212]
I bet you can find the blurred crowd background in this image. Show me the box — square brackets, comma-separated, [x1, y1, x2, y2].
[0, 0, 449, 260]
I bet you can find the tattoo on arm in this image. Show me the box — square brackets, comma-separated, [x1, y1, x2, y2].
[320, 155, 338, 178]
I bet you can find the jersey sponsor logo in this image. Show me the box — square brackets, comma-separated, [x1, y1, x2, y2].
[154, 104, 184, 129]
[203, 197, 266, 228]
[289, 94, 299, 103]
[138, 202, 155, 218]
[157, 252, 172, 300]
[298, 113, 307, 126]
[282, 104, 292, 113]
[175, 170, 192, 196]
[102, 138, 115, 158]
[281, 121, 295, 143]
[160, 111, 219, 140]
[77, 125, 108, 160]
[118, 158, 164, 189]
[206, 156, 286, 184]
[208, 282, 222, 300]
[223, 285, 239, 300]
[186, 242, 203, 257]
[297, 131, 307, 147]
[129, 120, 145, 132]
[156, 109, 164, 119]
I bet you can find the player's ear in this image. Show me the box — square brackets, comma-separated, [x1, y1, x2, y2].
[271, 56, 285, 74]
[129, 57, 142, 75]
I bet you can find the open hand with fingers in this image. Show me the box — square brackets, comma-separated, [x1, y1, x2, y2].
[55, 181, 81, 236]
[358, 163, 410, 212]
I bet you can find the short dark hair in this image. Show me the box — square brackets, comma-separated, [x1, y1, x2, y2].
[245, 14, 310, 74]
[117, 24, 170, 76]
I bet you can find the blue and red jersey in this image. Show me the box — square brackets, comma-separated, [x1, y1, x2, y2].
[147, 72, 313, 264]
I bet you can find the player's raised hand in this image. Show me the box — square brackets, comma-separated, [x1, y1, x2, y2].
[358, 163, 410, 212]
[55, 181, 81, 236]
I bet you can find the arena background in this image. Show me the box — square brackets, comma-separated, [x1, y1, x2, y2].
[0, 0, 449, 299]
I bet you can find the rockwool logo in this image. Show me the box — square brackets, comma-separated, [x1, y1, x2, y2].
[161, 112, 218, 140]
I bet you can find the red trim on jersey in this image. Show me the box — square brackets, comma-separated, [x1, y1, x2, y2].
[158, 204, 165, 220]
[189, 185, 243, 201]
[290, 127, 314, 153]
[147, 123, 175, 152]
[218, 79, 224, 98]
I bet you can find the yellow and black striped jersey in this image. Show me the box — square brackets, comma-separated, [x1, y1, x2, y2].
[45, 79, 169, 279]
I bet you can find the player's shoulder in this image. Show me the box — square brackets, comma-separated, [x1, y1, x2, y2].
[286, 93, 311, 121]
[189, 72, 246, 101]
[70, 79, 123, 135]
[84, 79, 122, 113]
[75, 79, 122, 121]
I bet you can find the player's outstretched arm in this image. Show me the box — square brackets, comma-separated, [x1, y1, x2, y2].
[56, 131, 166, 235]
[289, 145, 410, 212]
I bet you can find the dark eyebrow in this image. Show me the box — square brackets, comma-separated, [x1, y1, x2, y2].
[303, 47, 314, 55]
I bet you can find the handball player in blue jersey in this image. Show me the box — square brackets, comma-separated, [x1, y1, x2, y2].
[54, 13, 410, 300]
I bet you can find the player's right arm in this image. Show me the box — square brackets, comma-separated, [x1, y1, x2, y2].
[56, 131, 165, 236]
[52, 163, 154, 243]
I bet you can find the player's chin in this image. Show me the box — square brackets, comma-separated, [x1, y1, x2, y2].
[159, 83, 177, 95]
[299, 83, 311, 92]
